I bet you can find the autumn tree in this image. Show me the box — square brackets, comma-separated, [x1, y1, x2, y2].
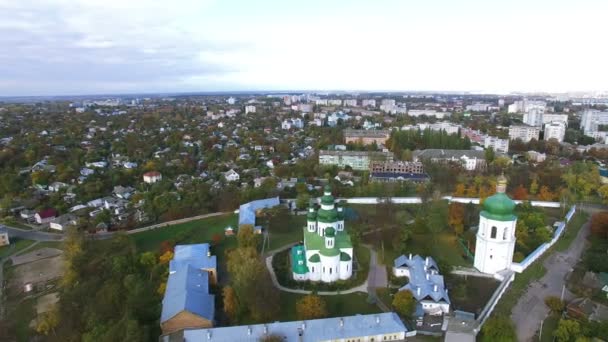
[237, 225, 258, 249]
[453, 183, 466, 197]
[392, 290, 416, 318]
[538, 186, 557, 201]
[223, 286, 239, 323]
[554, 319, 581, 342]
[544, 296, 565, 314]
[480, 315, 517, 342]
[296, 294, 328, 320]
[448, 202, 465, 235]
[591, 212, 608, 239]
[598, 184, 608, 205]
[511, 185, 529, 200]
[36, 307, 59, 335]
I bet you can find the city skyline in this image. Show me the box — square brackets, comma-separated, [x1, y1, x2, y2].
[1, 0, 607, 96]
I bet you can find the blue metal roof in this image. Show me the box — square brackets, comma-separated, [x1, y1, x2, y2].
[170, 244, 217, 274]
[395, 254, 450, 305]
[181, 312, 407, 342]
[238, 197, 280, 226]
[161, 265, 215, 323]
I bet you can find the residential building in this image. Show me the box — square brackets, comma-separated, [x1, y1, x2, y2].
[143, 171, 162, 184]
[244, 105, 256, 114]
[161, 244, 216, 335]
[292, 186, 353, 283]
[35, 208, 57, 224]
[407, 109, 450, 119]
[527, 151, 547, 163]
[238, 197, 281, 227]
[370, 161, 430, 183]
[523, 108, 544, 127]
[581, 109, 608, 134]
[484, 136, 509, 153]
[327, 99, 342, 106]
[164, 312, 407, 342]
[49, 214, 78, 231]
[343, 129, 390, 146]
[544, 121, 566, 142]
[314, 99, 328, 106]
[223, 169, 240, 182]
[474, 175, 517, 275]
[327, 112, 352, 127]
[281, 118, 304, 130]
[362, 99, 376, 107]
[426, 121, 460, 135]
[394, 254, 450, 315]
[413, 149, 487, 171]
[508, 125, 540, 143]
[343, 99, 357, 107]
[319, 150, 394, 171]
[380, 99, 396, 107]
[298, 103, 313, 112]
[541, 113, 568, 126]
[465, 103, 491, 112]
[508, 100, 546, 114]
[0, 228, 9, 246]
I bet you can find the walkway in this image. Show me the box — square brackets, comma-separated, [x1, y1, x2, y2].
[1, 211, 229, 242]
[265, 245, 387, 296]
[510, 218, 591, 341]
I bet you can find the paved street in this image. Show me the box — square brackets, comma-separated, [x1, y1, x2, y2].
[511, 219, 590, 341]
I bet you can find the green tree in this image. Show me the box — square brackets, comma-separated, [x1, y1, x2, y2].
[295, 193, 311, 210]
[544, 296, 565, 314]
[223, 286, 239, 324]
[392, 290, 416, 318]
[237, 225, 258, 249]
[480, 315, 517, 342]
[554, 319, 581, 342]
[296, 294, 328, 320]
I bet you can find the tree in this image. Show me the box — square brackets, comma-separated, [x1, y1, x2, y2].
[453, 183, 466, 197]
[538, 186, 557, 201]
[590, 212, 608, 239]
[511, 185, 529, 200]
[530, 178, 539, 196]
[480, 315, 517, 342]
[296, 294, 328, 320]
[222, 286, 239, 324]
[392, 290, 416, 318]
[36, 307, 59, 335]
[237, 225, 258, 249]
[485, 147, 495, 164]
[598, 184, 608, 205]
[554, 319, 581, 342]
[296, 192, 311, 210]
[544, 296, 565, 314]
[448, 202, 465, 235]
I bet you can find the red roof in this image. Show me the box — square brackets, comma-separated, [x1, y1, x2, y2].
[143, 171, 161, 177]
[37, 208, 57, 219]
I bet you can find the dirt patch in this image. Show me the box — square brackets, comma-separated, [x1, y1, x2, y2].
[9, 255, 65, 292]
[11, 248, 63, 266]
[36, 292, 59, 315]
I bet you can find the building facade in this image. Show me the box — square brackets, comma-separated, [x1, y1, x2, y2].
[581, 109, 608, 134]
[319, 150, 394, 171]
[474, 176, 517, 275]
[484, 136, 509, 153]
[412, 149, 487, 171]
[544, 121, 566, 142]
[291, 186, 353, 283]
[370, 161, 429, 183]
[343, 129, 391, 146]
[508, 125, 540, 142]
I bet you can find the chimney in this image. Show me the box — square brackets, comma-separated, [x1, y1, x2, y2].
[417, 287, 421, 296]
[446, 289, 449, 294]
[263, 325, 268, 334]
[434, 284, 438, 292]
[409, 253, 412, 260]
[376, 316, 380, 324]
[426, 273, 430, 280]
[247, 327, 252, 336]
[207, 251, 211, 257]
[426, 256, 429, 266]
[207, 331, 211, 340]
[339, 318, 344, 327]
[301, 322, 306, 330]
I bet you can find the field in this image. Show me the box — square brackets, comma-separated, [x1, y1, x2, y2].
[0, 238, 36, 259]
[265, 214, 307, 251]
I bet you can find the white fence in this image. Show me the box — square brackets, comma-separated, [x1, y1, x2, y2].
[328, 196, 562, 207]
[510, 206, 577, 273]
[474, 270, 516, 334]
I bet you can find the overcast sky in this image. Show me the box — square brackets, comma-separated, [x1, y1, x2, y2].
[1, 0, 606, 96]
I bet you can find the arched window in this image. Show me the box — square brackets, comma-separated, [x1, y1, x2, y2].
[503, 227, 508, 240]
[491, 226, 497, 239]
[329, 268, 332, 275]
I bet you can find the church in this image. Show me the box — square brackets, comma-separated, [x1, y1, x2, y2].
[474, 175, 518, 275]
[291, 186, 353, 283]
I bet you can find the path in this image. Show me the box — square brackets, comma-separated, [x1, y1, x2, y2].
[265, 244, 387, 296]
[510, 218, 591, 341]
[1, 211, 229, 242]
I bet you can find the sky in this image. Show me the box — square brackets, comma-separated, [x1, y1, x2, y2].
[1, 0, 607, 96]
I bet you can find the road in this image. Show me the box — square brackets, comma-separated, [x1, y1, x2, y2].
[0, 211, 229, 242]
[510, 218, 591, 341]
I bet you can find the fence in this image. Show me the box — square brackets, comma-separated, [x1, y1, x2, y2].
[325, 196, 562, 207]
[510, 205, 576, 273]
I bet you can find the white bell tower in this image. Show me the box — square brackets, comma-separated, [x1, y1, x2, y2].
[474, 175, 517, 275]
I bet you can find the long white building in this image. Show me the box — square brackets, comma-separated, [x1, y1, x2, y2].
[484, 136, 509, 153]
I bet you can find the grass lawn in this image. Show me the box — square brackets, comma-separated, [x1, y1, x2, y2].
[131, 214, 238, 253]
[277, 291, 382, 321]
[0, 238, 36, 259]
[494, 211, 589, 316]
[537, 314, 560, 342]
[266, 214, 306, 251]
[447, 275, 500, 315]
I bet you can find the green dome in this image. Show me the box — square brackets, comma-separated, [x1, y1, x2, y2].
[317, 208, 338, 223]
[307, 210, 317, 220]
[325, 227, 335, 237]
[308, 254, 320, 263]
[340, 252, 351, 261]
[481, 192, 516, 221]
[321, 194, 335, 205]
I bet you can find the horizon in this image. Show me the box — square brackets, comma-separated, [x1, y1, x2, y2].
[2, 0, 607, 96]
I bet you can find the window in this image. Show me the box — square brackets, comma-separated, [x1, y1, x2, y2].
[330, 268, 332, 275]
[347, 265, 349, 271]
[298, 261, 303, 265]
[323, 267, 325, 273]
[311, 267, 314, 272]
[491, 226, 497, 239]
[503, 227, 508, 240]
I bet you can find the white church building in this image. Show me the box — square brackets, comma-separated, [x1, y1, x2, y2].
[291, 186, 353, 283]
[474, 175, 518, 275]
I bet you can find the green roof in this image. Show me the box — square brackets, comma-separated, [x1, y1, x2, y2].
[317, 208, 338, 223]
[291, 246, 308, 274]
[307, 210, 317, 220]
[308, 254, 320, 263]
[481, 192, 516, 221]
[303, 227, 352, 251]
[340, 252, 351, 261]
[320, 246, 340, 257]
[325, 227, 335, 237]
[321, 194, 335, 205]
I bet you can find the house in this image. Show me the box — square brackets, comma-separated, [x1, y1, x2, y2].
[161, 244, 217, 335]
[35, 208, 57, 224]
[223, 169, 240, 182]
[80, 167, 95, 176]
[238, 197, 281, 227]
[143, 171, 162, 184]
[20, 209, 35, 222]
[394, 254, 451, 315]
[224, 226, 235, 236]
[113, 185, 134, 199]
[165, 312, 408, 342]
[413, 149, 487, 171]
[49, 214, 78, 231]
[0, 228, 9, 246]
[48, 181, 68, 192]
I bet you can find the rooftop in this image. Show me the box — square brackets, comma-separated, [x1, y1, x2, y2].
[170, 244, 217, 274]
[238, 197, 280, 226]
[161, 265, 215, 324]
